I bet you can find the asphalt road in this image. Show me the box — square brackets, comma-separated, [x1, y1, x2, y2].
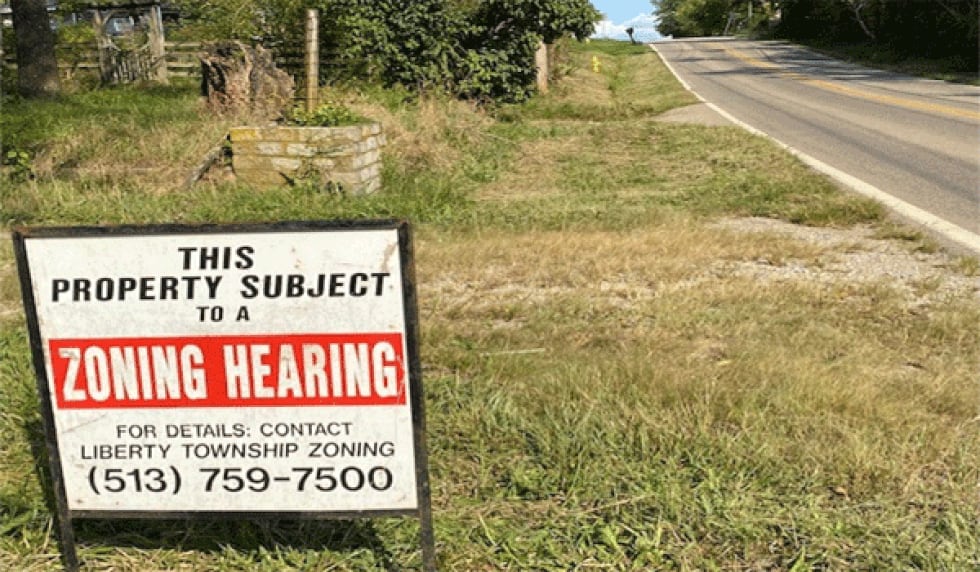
[652, 38, 980, 251]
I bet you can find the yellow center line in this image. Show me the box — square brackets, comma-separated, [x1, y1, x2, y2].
[721, 46, 980, 121]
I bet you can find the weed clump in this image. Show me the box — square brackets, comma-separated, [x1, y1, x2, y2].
[283, 101, 366, 127]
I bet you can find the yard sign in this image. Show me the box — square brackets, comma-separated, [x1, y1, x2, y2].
[13, 220, 434, 570]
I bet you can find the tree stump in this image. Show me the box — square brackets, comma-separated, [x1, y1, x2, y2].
[200, 42, 294, 118]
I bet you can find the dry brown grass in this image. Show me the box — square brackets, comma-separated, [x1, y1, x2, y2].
[420, 221, 828, 292]
[343, 92, 496, 172]
[416, 222, 980, 557]
[476, 135, 588, 201]
[548, 61, 618, 109]
[415, 222, 837, 356]
[0, 238, 17, 323]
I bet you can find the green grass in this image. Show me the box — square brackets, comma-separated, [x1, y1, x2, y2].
[0, 84, 232, 207]
[416, 228, 979, 569]
[502, 40, 698, 122]
[1, 39, 978, 570]
[1, 84, 207, 150]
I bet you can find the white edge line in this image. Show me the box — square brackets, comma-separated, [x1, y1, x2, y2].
[649, 44, 980, 255]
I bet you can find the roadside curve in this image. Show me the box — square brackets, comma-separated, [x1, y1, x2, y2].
[650, 40, 980, 255]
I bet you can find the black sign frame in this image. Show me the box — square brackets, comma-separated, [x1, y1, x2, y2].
[12, 219, 435, 571]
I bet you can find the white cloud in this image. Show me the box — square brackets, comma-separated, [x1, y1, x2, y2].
[592, 14, 660, 42]
[592, 20, 627, 38]
[623, 14, 658, 28]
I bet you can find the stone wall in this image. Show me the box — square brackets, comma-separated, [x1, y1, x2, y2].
[229, 123, 384, 194]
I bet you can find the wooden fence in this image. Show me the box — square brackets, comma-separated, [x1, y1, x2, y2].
[3, 41, 337, 86]
[2, 41, 201, 80]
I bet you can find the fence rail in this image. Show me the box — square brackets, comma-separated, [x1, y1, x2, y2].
[2, 41, 203, 79]
[2, 41, 343, 83]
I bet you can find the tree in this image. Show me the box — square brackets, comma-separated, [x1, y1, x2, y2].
[652, 0, 733, 37]
[652, 0, 685, 37]
[457, 0, 599, 101]
[777, 0, 977, 68]
[172, 0, 599, 103]
[842, 0, 877, 41]
[10, 0, 61, 97]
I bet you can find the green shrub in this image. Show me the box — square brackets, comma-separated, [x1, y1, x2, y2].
[173, 0, 600, 104]
[2, 149, 33, 181]
[285, 101, 365, 126]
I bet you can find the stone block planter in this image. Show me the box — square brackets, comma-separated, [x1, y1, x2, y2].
[229, 123, 385, 194]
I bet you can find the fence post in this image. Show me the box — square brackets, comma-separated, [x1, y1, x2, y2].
[535, 41, 549, 94]
[148, 3, 169, 84]
[92, 10, 113, 84]
[305, 9, 319, 112]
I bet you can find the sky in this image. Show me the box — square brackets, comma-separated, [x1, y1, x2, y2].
[591, 0, 661, 42]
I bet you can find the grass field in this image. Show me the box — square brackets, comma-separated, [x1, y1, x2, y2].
[1, 40, 978, 570]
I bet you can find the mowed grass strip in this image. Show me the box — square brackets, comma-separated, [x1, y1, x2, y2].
[1, 40, 978, 570]
[420, 227, 979, 569]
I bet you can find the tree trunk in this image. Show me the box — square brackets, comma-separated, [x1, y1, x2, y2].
[10, 0, 61, 97]
[845, 0, 877, 41]
[200, 42, 294, 119]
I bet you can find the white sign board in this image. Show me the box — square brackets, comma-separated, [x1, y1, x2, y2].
[16, 223, 425, 515]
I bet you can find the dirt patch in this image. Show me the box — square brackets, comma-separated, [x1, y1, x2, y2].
[708, 217, 980, 308]
[654, 103, 733, 126]
[422, 219, 978, 319]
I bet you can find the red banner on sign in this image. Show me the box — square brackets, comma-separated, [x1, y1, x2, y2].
[49, 333, 407, 409]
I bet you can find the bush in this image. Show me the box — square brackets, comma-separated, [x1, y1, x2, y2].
[284, 101, 365, 126]
[174, 0, 600, 103]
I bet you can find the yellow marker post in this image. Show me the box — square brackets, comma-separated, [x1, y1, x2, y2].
[592, 56, 601, 73]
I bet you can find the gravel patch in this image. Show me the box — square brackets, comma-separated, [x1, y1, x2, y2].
[709, 217, 980, 308]
[425, 217, 978, 318]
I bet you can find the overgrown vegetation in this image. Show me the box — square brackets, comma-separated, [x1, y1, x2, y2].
[174, 0, 598, 102]
[284, 101, 366, 127]
[652, 0, 979, 75]
[1, 40, 978, 569]
[777, 0, 978, 77]
[0, 85, 231, 203]
[792, 38, 980, 85]
[654, 0, 744, 37]
[5, 0, 596, 103]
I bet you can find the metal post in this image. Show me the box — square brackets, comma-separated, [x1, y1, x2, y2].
[305, 9, 319, 112]
[58, 517, 79, 571]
